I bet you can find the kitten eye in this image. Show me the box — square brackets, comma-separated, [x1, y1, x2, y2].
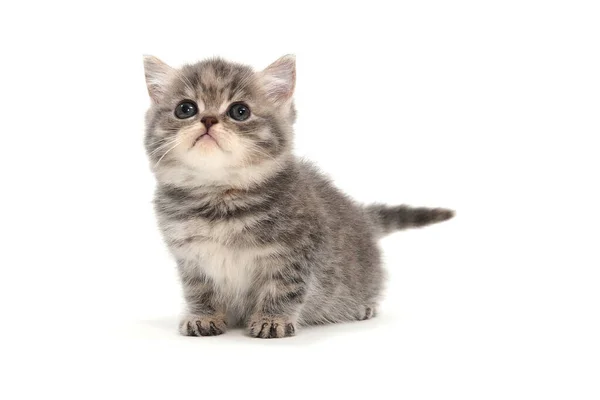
[227, 102, 251, 121]
[174, 100, 198, 119]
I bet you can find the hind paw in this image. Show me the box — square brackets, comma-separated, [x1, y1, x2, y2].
[360, 306, 376, 320]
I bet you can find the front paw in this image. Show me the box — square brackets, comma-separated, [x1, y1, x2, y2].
[179, 314, 227, 337]
[248, 316, 296, 339]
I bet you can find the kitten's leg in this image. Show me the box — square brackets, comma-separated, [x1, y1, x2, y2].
[247, 261, 310, 339]
[178, 263, 227, 337]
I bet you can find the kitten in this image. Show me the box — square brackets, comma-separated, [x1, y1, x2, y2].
[143, 55, 454, 338]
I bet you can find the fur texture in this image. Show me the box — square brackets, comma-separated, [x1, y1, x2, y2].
[143, 55, 454, 338]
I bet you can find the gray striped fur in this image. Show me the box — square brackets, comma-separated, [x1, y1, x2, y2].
[143, 55, 454, 338]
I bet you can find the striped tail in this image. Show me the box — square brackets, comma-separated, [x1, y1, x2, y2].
[365, 204, 455, 238]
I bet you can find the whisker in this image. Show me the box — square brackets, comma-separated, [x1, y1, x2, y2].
[154, 140, 182, 167]
[148, 137, 180, 156]
[147, 137, 173, 146]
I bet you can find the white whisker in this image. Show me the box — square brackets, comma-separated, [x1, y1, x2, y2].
[149, 137, 180, 156]
[154, 140, 182, 168]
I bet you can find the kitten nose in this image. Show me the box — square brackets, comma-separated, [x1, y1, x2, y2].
[201, 116, 219, 130]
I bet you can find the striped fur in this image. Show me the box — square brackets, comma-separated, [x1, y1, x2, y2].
[143, 55, 454, 338]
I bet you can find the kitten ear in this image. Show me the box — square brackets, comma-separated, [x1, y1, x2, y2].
[143, 55, 174, 103]
[260, 54, 296, 104]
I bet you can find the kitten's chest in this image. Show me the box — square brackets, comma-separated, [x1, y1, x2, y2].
[161, 215, 274, 294]
[193, 241, 257, 294]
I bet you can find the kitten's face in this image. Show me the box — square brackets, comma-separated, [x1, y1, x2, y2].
[143, 55, 296, 187]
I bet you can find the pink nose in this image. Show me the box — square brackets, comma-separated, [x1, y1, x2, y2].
[201, 116, 218, 130]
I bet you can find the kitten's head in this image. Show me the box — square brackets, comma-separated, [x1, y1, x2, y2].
[143, 55, 296, 187]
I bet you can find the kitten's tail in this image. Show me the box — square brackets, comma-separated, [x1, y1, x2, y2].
[365, 204, 455, 238]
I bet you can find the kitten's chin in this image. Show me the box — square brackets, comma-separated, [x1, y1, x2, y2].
[179, 135, 230, 168]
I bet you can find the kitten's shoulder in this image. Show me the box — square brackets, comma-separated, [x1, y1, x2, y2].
[293, 158, 339, 191]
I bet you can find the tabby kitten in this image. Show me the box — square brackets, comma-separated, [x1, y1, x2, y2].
[143, 55, 454, 338]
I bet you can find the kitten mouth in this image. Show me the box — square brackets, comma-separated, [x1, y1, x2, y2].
[192, 132, 219, 148]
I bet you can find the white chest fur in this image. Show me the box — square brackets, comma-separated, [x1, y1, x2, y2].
[162, 215, 280, 297]
[192, 241, 257, 294]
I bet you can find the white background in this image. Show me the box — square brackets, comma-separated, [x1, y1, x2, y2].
[1, 1, 599, 399]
